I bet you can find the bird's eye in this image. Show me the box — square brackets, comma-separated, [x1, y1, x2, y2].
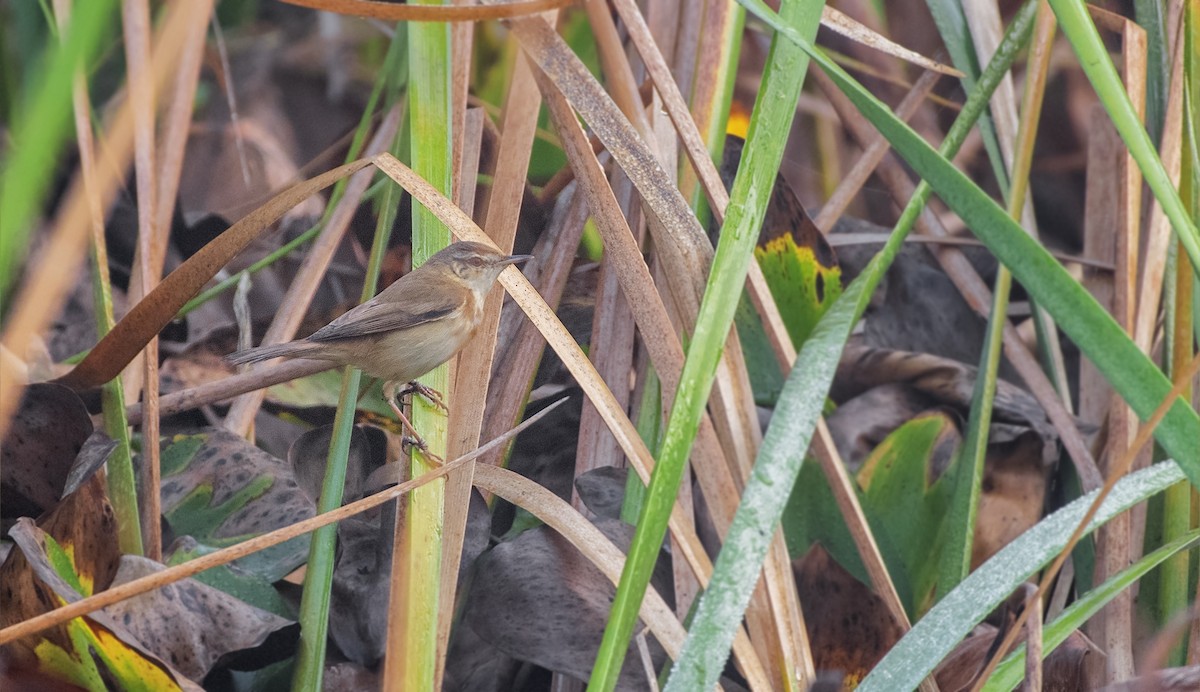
[468, 256, 486, 268]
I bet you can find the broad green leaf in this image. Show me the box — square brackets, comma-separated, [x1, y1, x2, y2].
[858, 413, 957, 615]
[160, 430, 315, 581]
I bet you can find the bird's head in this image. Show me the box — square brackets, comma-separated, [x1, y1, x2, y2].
[427, 241, 532, 293]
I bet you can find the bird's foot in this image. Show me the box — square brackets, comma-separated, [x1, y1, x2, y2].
[395, 380, 449, 412]
[400, 435, 444, 466]
[382, 383, 446, 465]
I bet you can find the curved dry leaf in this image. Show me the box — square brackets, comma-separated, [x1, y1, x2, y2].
[101, 555, 297, 682]
[279, 0, 573, 22]
[55, 159, 371, 391]
[1, 383, 93, 517]
[819, 7, 964, 77]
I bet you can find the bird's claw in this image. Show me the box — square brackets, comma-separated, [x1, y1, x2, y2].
[395, 380, 449, 412]
[401, 435, 444, 465]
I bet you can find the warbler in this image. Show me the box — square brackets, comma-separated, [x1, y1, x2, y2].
[228, 241, 532, 443]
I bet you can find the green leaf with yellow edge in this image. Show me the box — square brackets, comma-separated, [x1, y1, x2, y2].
[723, 134, 842, 405]
[7, 522, 189, 691]
[36, 618, 184, 692]
[755, 233, 843, 346]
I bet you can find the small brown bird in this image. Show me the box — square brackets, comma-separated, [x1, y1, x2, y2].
[228, 241, 531, 444]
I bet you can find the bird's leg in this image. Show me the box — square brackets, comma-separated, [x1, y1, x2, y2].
[395, 380, 449, 413]
[382, 381, 444, 465]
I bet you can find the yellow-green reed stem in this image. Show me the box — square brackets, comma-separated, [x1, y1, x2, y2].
[387, 7, 453, 690]
[1159, 7, 1197, 663]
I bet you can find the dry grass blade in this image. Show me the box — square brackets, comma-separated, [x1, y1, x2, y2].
[455, 30, 547, 465]
[1132, 17, 1187, 353]
[479, 188, 589, 462]
[819, 6, 963, 77]
[1076, 10, 1148, 681]
[279, 0, 572, 21]
[0, 397, 567, 646]
[120, 0, 164, 560]
[435, 103, 487, 688]
[0, 0, 207, 437]
[814, 68, 941, 231]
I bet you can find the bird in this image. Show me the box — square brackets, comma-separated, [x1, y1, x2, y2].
[228, 241, 532, 450]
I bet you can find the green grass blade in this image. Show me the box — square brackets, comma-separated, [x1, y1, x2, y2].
[983, 529, 1200, 691]
[291, 38, 407, 692]
[859, 461, 1188, 691]
[290, 368, 364, 691]
[1048, 0, 1200, 279]
[0, 0, 118, 307]
[922, 0, 1010, 196]
[588, 1, 824, 689]
[1132, 0, 1169, 144]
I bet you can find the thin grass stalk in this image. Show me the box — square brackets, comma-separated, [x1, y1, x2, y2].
[922, 0, 1011, 196]
[589, 2, 825, 689]
[1132, 0, 1170, 145]
[1049, 0, 1200, 278]
[120, 0, 162, 561]
[1159, 244, 1195, 665]
[384, 9, 453, 690]
[681, 0, 743, 215]
[1161, 21, 1198, 660]
[962, 2, 1073, 414]
[291, 111, 404, 692]
[0, 0, 117, 302]
[49, 0, 143, 558]
[939, 0, 1053, 597]
[290, 368, 363, 691]
[662, 6, 1038, 686]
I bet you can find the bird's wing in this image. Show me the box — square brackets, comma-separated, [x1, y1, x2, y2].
[307, 286, 464, 341]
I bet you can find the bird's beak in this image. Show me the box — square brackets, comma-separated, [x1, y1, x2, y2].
[499, 254, 533, 267]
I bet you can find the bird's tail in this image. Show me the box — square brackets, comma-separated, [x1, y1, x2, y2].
[227, 340, 322, 366]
